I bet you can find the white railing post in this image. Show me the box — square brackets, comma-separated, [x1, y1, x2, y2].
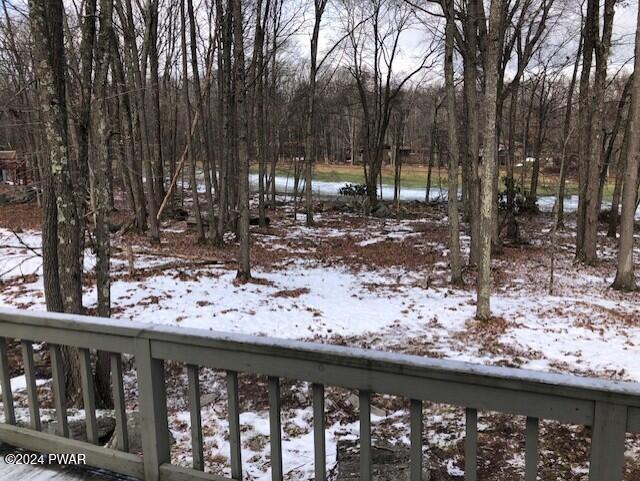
[0, 337, 14, 425]
[136, 338, 170, 480]
[588, 401, 627, 481]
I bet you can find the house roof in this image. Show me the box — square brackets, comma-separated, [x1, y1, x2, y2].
[0, 150, 22, 169]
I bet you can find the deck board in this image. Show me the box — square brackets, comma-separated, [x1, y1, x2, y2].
[0, 444, 136, 480]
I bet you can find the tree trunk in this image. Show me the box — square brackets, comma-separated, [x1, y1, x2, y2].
[111, 34, 147, 230]
[118, 0, 160, 242]
[215, 0, 230, 245]
[426, 102, 439, 202]
[91, 0, 115, 409]
[253, 0, 270, 227]
[41, 158, 63, 313]
[444, 0, 463, 285]
[74, 0, 97, 265]
[600, 75, 633, 231]
[505, 85, 517, 215]
[608, 119, 629, 238]
[187, 0, 218, 243]
[612, 2, 640, 290]
[578, 0, 615, 264]
[463, 4, 480, 266]
[146, 0, 165, 206]
[529, 77, 547, 206]
[268, 10, 279, 207]
[232, 0, 251, 281]
[557, 31, 583, 227]
[576, 0, 597, 256]
[304, 1, 325, 227]
[92, 0, 113, 320]
[476, 0, 503, 321]
[181, 0, 204, 242]
[29, 0, 84, 406]
[114, 98, 138, 218]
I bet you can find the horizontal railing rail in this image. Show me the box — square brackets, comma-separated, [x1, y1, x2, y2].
[0, 307, 637, 481]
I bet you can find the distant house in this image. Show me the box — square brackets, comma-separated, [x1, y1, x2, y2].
[0, 151, 28, 185]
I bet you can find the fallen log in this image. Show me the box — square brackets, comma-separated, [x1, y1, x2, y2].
[186, 214, 270, 228]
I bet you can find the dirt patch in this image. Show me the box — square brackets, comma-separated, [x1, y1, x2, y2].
[0, 200, 41, 231]
[310, 235, 443, 271]
[272, 287, 310, 298]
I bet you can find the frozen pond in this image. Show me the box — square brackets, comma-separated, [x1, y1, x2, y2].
[249, 173, 447, 202]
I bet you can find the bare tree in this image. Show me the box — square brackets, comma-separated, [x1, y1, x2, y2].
[73, 0, 97, 245]
[608, 99, 631, 238]
[216, 0, 232, 245]
[187, 0, 218, 243]
[459, 0, 480, 266]
[612, 2, 640, 291]
[145, 0, 166, 206]
[92, 0, 114, 320]
[29, 0, 84, 404]
[576, 0, 615, 264]
[91, 0, 115, 409]
[232, 0, 251, 281]
[443, 0, 462, 285]
[116, 0, 161, 243]
[303, 0, 328, 226]
[476, 0, 505, 321]
[557, 28, 583, 227]
[253, 0, 271, 227]
[180, 0, 204, 242]
[345, 0, 430, 210]
[600, 75, 633, 236]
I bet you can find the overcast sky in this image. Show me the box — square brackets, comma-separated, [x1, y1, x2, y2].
[299, 0, 639, 83]
[3, 0, 639, 82]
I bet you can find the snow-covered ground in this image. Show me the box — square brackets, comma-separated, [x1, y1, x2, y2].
[1, 203, 639, 480]
[0, 374, 47, 394]
[4, 221, 638, 381]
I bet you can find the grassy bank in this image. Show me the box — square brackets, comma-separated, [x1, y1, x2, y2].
[251, 162, 614, 200]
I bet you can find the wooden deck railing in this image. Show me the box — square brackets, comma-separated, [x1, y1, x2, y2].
[0, 307, 638, 481]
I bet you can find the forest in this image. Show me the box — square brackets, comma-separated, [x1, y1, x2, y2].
[1, 0, 640, 479]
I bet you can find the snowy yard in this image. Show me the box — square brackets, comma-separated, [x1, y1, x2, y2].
[1, 198, 639, 480]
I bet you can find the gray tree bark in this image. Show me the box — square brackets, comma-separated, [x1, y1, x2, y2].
[577, 0, 615, 264]
[557, 31, 583, 227]
[232, 0, 252, 281]
[92, 0, 113, 320]
[29, 0, 84, 405]
[111, 32, 148, 231]
[253, 0, 270, 227]
[145, 0, 165, 206]
[180, 0, 204, 242]
[476, 0, 503, 321]
[187, 0, 218, 243]
[117, 0, 161, 242]
[612, 2, 640, 291]
[304, 0, 327, 226]
[444, 0, 463, 286]
[91, 0, 115, 409]
[462, 2, 480, 266]
[215, 0, 231, 246]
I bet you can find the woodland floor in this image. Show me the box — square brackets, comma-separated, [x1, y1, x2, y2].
[0, 191, 639, 480]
